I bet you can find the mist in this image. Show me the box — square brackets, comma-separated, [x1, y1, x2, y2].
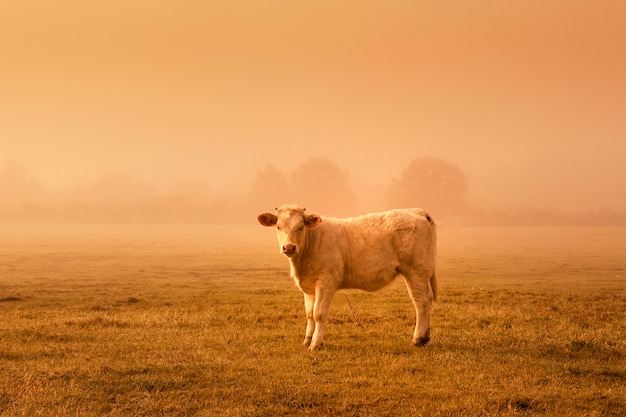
[2, 1, 625, 225]
[2, 157, 625, 226]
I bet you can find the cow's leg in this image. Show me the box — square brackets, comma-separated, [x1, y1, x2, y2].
[303, 293, 315, 347]
[403, 269, 433, 346]
[310, 282, 335, 351]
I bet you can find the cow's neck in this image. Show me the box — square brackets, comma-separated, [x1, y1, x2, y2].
[287, 229, 314, 285]
[287, 249, 306, 281]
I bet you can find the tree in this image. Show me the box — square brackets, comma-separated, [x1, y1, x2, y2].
[388, 157, 468, 217]
[291, 157, 357, 216]
[248, 165, 293, 210]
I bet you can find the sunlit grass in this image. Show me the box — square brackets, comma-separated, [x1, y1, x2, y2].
[0, 225, 624, 416]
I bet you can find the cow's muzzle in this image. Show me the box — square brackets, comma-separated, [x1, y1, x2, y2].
[282, 244, 297, 256]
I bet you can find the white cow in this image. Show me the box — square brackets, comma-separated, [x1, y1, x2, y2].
[257, 204, 437, 351]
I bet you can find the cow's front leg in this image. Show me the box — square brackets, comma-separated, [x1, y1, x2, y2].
[310, 281, 335, 351]
[303, 293, 315, 347]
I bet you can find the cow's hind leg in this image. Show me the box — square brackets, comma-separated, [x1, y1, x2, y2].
[402, 269, 434, 346]
[303, 293, 315, 347]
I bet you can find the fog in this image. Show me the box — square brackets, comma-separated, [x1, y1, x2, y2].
[2, 1, 625, 225]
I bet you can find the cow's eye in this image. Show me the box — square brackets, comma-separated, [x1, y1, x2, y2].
[276, 226, 281, 231]
[296, 226, 304, 232]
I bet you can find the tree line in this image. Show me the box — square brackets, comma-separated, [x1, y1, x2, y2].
[0, 157, 468, 224]
[2, 158, 625, 226]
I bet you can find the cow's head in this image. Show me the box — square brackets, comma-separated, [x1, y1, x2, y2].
[257, 205, 322, 257]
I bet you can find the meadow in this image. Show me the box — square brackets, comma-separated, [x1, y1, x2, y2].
[0, 224, 624, 416]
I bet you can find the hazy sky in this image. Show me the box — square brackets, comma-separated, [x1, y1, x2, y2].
[2, 0, 625, 212]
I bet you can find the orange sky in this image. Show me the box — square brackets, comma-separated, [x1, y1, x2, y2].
[1, 0, 625, 212]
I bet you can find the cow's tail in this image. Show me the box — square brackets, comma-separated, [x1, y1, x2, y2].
[426, 212, 438, 303]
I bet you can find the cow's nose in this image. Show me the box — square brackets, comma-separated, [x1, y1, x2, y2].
[282, 244, 296, 255]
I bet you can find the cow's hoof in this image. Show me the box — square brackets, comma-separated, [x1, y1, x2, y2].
[303, 337, 312, 348]
[308, 342, 324, 351]
[413, 336, 430, 347]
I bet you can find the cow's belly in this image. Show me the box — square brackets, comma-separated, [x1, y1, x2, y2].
[341, 267, 398, 292]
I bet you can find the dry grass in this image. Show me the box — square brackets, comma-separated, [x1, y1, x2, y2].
[0, 224, 624, 416]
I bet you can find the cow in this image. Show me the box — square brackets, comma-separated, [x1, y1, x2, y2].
[257, 204, 437, 351]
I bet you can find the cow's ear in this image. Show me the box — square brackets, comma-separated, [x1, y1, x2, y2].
[304, 213, 322, 229]
[257, 213, 277, 227]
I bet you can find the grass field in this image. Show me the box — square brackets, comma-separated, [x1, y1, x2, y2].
[0, 224, 625, 416]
